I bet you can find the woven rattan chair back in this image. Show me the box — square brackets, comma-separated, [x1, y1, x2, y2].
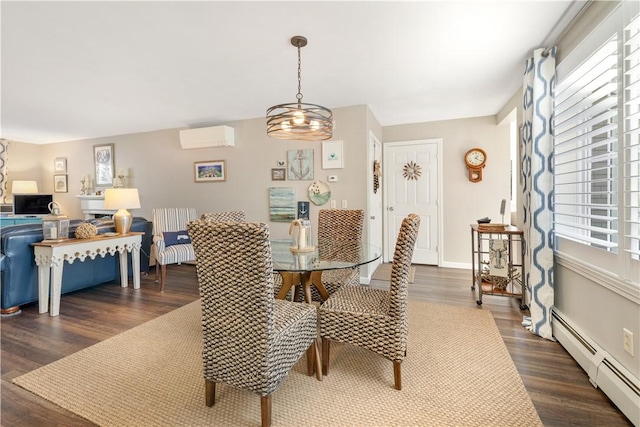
[317, 209, 364, 241]
[200, 210, 246, 222]
[188, 220, 275, 388]
[388, 213, 421, 327]
[318, 213, 421, 390]
[187, 219, 320, 427]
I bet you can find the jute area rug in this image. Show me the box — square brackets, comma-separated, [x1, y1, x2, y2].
[13, 300, 542, 427]
[372, 263, 416, 283]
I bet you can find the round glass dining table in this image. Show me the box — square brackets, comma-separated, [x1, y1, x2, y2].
[270, 239, 382, 303]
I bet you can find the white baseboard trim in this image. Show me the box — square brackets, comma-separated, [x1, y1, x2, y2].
[441, 261, 471, 270]
[359, 274, 371, 285]
[553, 309, 640, 426]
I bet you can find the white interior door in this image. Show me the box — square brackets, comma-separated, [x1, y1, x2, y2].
[365, 132, 383, 281]
[383, 139, 442, 265]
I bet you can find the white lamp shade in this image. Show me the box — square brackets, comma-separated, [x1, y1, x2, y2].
[104, 188, 141, 209]
[12, 180, 39, 194]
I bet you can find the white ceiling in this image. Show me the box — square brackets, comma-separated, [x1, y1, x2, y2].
[2, 1, 578, 144]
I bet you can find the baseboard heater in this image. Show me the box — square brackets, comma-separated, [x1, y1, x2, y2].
[553, 309, 640, 426]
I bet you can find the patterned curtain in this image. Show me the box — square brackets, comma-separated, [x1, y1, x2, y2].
[521, 47, 555, 340]
[0, 139, 8, 204]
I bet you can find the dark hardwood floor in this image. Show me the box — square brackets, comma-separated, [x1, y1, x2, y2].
[1, 264, 632, 427]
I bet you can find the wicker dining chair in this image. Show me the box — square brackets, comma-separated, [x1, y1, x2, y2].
[318, 213, 420, 390]
[187, 219, 321, 427]
[151, 208, 198, 292]
[200, 210, 246, 222]
[307, 209, 364, 302]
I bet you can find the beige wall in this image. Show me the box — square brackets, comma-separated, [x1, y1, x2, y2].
[6, 108, 510, 267]
[4, 141, 43, 196]
[383, 115, 510, 266]
[6, 105, 373, 242]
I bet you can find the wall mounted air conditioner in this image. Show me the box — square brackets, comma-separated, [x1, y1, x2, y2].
[179, 125, 235, 149]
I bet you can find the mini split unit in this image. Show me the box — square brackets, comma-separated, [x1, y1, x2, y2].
[179, 125, 235, 149]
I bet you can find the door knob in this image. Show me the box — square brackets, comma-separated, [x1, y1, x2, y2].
[370, 216, 376, 219]
[388, 207, 394, 211]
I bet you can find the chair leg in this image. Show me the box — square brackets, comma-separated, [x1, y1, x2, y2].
[306, 345, 314, 376]
[155, 262, 159, 282]
[205, 379, 216, 407]
[261, 395, 272, 427]
[322, 337, 330, 376]
[393, 361, 402, 390]
[314, 340, 322, 381]
[160, 265, 167, 292]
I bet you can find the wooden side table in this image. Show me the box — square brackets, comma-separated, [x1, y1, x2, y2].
[32, 232, 143, 316]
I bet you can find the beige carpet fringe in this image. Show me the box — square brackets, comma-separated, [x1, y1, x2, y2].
[13, 300, 542, 427]
[372, 263, 415, 283]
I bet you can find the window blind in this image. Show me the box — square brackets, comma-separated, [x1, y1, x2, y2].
[554, 5, 639, 285]
[554, 33, 618, 250]
[623, 15, 640, 260]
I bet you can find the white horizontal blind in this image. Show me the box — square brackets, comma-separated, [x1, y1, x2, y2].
[623, 15, 640, 260]
[554, 35, 618, 250]
[554, 4, 639, 286]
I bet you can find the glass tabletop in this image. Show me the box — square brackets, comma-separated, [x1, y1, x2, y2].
[270, 239, 382, 273]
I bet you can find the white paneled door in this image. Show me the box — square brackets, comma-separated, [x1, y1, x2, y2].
[383, 139, 441, 265]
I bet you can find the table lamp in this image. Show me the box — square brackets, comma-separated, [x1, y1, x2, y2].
[12, 180, 38, 194]
[104, 188, 141, 234]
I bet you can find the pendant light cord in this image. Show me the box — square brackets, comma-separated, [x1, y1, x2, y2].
[296, 42, 303, 103]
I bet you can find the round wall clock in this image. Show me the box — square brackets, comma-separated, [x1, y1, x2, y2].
[464, 148, 487, 183]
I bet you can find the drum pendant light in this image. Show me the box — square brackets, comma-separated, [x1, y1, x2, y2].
[266, 36, 333, 141]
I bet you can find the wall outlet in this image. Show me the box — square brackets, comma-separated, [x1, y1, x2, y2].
[330, 200, 336, 209]
[328, 175, 338, 182]
[341, 200, 348, 209]
[623, 328, 634, 356]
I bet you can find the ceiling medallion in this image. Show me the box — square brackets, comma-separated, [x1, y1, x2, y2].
[402, 161, 422, 180]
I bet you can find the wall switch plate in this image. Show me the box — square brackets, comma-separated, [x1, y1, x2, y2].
[330, 200, 336, 209]
[341, 200, 348, 209]
[623, 328, 634, 356]
[328, 175, 338, 182]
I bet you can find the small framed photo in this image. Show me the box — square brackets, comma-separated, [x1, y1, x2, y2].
[322, 140, 344, 169]
[195, 160, 226, 182]
[94, 143, 115, 186]
[53, 175, 68, 193]
[271, 168, 286, 181]
[297, 201, 310, 219]
[54, 157, 67, 173]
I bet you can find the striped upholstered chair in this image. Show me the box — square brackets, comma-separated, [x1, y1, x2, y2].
[307, 209, 364, 302]
[186, 220, 321, 427]
[200, 210, 246, 222]
[151, 208, 198, 292]
[319, 213, 420, 390]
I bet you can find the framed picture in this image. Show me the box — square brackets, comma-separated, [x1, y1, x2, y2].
[54, 157, 67, 173]
[322, 140, 344, 169]
[269, 187, 296, 222]
[195, 160, 226, 182]
[297, 201, 310, 220]
[94, 144, 114, 186]
[271, 168, 286, 181]
[287, 149, 314, 180]
[53, 175, 68, 193]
